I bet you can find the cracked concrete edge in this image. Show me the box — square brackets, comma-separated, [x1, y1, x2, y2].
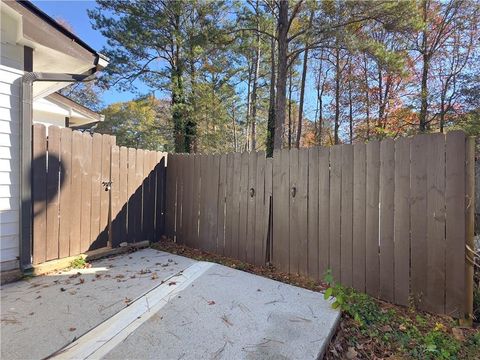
[316, 306, 341, 360]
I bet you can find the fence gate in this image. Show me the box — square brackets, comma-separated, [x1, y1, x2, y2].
[164, 152, 272, 266]
[31, 124, 167, 265]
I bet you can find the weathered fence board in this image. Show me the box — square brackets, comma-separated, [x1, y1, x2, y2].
[352, 143, 366, 292]
[32, 124, 167, 264]
[445, 131, 466, 318]
[393, 137, 410, 306]
[32, 124, 47, 265]
[379, 139, 395, 302]
[365, 140, 380, 298]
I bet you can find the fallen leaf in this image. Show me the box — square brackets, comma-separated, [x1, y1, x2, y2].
[346, 346, 358, 359]
[452, 327, 464, 341]
[69, 327, 76, 332]
[60, 288, 66, 292]
[381, 325, 392, 332]
[168, 281, 177, 286]
[399, 324, 407, 331]
[124, 298, 132, 304]
[151, 273, 158, 280]
[208, 300, 216, 305]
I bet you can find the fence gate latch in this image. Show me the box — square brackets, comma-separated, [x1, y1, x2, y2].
[102, 180, 113, 191]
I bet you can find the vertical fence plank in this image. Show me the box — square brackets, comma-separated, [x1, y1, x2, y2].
[246, 151, 258, 263]
[127, 148, 137, 242]
[425, 134, 446, 314]
[307, 147, 319, 280]
[58, 128, 72, 258]
[366, 140, 380, 298]
[182, 155, 194, 246]
[141, 151, 151, 241]
[224, 153, 235, 256]
[318, 147, 330, 278]
[341, 145, 353, 287]
[116, 147, 128, 244]
[289, 148, 299, 274]
[198, 155, 208, 248]
[445, 131, 466, 317]
[191, 154, 201, 248]
[353, 143, 366, 292]
[265, 158, 273, 263]
[273, 149, 290, 272]
[329, 145, 342, 281]
[89, 133, 102, 249]
[32, 124, 47, 264]
[46, 126, 61, 260]
[155, 153, 167, 240]
[176, 155, 185, 243]
[394, 137, 410, 306]
[297, 149, 309, 275]
[410, 134, 428, 308]
[230, 153, 242, 258]
[80, 133, 92, 253]
[99, 135, 112, 247]
[379, 139, 395, 302]
[134, 149, 144, 241]
[254, 152, 266, 266]
[238, 152, 249, 261]
[110, 146, 120, 246]
[208, 155, 220, 253]
[217, 154, 227, 255]
[69, 131, 82, 256]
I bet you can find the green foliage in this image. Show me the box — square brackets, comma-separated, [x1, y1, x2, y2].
[97, 96, 173, 151]
[70, 257, 87, 269]
[322, 270, 477, 359]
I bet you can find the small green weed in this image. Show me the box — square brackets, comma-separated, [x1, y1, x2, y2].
[70, 257, 87, 269]
[322, 270, 476, 360]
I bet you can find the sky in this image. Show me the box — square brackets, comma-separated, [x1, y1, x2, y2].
[32, 0, 152, 105]
[31, 0, 319, 119]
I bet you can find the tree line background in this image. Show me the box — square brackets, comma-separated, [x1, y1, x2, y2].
[63, 0, 480, 156]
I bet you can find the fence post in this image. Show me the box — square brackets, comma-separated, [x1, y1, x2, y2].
[463, 136, 475, 326]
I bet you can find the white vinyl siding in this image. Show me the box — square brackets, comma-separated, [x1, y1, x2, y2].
[0, 64, 22, 271]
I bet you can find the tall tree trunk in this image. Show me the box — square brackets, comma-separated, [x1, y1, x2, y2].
[363, 55, 371, 140]
[186, 45, 197, 153]
[250, 7, 261, 152]
[348, 63, 353, 144]
[334, 47, 341, 145]
[377, 66, 383, 128]
[288, 66, 293, 149]
[295, 10, 313, 148]
[419, 0, 429, 132]
[274, 0, 288, 150]
[266, 11, 276, 157]
[246, 61, 253, 151]
[232, 105, 237, 151]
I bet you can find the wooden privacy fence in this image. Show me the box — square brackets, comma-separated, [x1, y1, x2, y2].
[165, 152, 272, 266]
[31, 124, 167, 265]
[165, 131, 474, 318]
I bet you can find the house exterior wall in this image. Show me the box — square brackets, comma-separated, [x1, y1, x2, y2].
[1, 10, 23, 270]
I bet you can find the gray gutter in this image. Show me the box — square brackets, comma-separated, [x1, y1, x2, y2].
[19, 71, 97, 270]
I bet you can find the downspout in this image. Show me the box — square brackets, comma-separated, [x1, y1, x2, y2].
[19, 70, 97, 271]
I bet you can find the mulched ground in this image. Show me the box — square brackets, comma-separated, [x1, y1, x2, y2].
[151, 239, 479, 360]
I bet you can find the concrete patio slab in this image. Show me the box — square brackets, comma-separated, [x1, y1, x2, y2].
[57, 261, 340, 360]
[1, 248, 340, 360]
[1, 248, 196, 360]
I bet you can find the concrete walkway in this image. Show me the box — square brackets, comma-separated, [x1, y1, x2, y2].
[1, 248, 340, 360]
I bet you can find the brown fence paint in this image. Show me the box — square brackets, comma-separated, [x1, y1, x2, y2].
[31, 125, 473, 319]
